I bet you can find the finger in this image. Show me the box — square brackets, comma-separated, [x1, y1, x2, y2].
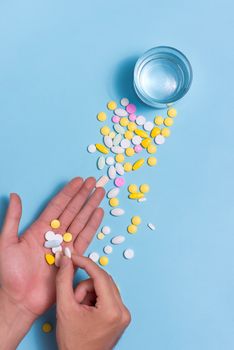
[71, 255, 116, 307]
[58, 177, 96, 230]
[56, 255, 76, 310]
[69, 187, 105, 239]
[74, 207, 104, 255]
[1, 193, 22, 245]
[74, 279, 96, 305]
[39, 177, 84, 222]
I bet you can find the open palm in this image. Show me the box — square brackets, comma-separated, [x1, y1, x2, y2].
[0, 177, 105, 318]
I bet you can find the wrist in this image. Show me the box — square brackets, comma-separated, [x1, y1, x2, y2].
[0, 288, 37, 350]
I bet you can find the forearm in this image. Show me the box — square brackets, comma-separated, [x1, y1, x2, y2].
[0, 288, 36, 350]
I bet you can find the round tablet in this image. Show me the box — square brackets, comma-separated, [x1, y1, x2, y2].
[136, 115, 146, 125]
[42, 322, 53, 333]
[102, 226, 111, 235]
[126, 103, 136, 114]
[167, 107, 177, 117]
[115, 153, 125, 163]
[134, 145, 143, 153]
[97, 112, 107, 122]
[124, 162, 132, 172]
[123, 248, 135, 260]
[125, 147, 135, 157]
[87, 144, 96, 153]
[147, 144, 157, 154]
[140, 184, 150, 193]
[144, 121, 154, 131]
[114, 177, 125, 187]
[128, 184, 138, 193]
[129, 114, 136, 121]
[154, 116, 164, 125]
[103, 245, 113, 255]
[161, 128, 171, 137]
[120, 139, 131, 149]
[109, 198, 119, 207]
[50, 219, 61, 229]
[100, 126, 110, 136]
[147, 157, 157, 166]
[127, 224, 137, 234]
[97, 232, 105, 240]
[63, 232, 73, 242]
[127, 122, 137, 131]
[112, 115, 120, 123]
[107, 101, 117, 110]
[164, 117, 174, 127]
[89, 252, 100, 262]
[106, 156, 115, 165]
[121, 97, 129, 107]
[125, 131, 133, 140]
[99, 256, 109, 266]
[131, 216, 141, 225]
[120, 117, 129, 127]
[132, 135, 142, 145]
[155, 135, 165, 145]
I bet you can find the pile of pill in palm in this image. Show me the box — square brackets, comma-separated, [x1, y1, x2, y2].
[87, 98, 177, 266]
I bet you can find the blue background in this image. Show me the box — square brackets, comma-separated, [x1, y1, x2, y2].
[0, 1, 234, 349]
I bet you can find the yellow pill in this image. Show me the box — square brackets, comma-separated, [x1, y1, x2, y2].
[147, 144, 157, 154]
[45, 254, 55, 265]
[154, 116, 164, 125]
[50, 219, 61, 229]
[124, 162, 132, 172]
[107, 101, 117, 110]
[125, 147, 135, 157]
[42, 322, 53, 333]
[132, 158, 145, 171]
[63, 232, 73, 243]
[128, 122, 137, 131]
[109, 198, 119, 207]
[128, 184, 138, 193]
[131, 216, 141, 225]
[120, 117, 129, 127]
[109, 131, 116, 139]
[128, 192, 144, 199]
[96, 143, 109, 154]
[97, 232, 105, 240]
[164, 117, 174, 127]
[100, 126, 110, 136]
[141, 138, 151, 148]
[99, 256, 109, 266]
[161, 128, 171, 137]
[134, 129, 149, 138]
[127, 224, 138, 234]
[125, 130, 133, 140]
[115, 154, 125, 163]
[167, 107, 177, 117]
[151, 127, 161, 138]
[97, 112, 107, 122]
[140, 184, 150, 193]
[147, 157, 157, 166]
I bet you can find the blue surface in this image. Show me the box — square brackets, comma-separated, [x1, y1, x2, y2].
[0, 1, 234, 349]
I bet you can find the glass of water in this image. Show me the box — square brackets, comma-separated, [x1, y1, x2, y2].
[134, 46, 193, 109]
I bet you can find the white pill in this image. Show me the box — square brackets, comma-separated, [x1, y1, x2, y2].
[111, 235, 126, 245]
[115, 108, 128, 117]
[155, 135, 165, 145]
[144, 121, 154, 131]
[113, 133, 122, 146]
[96, 175, 109, 188]
[107, 187, 120, 198]
[115, 163, 124, 176]
[120, 98, 129, 107]
[114, 124, 125, 134]
[97, 156, 105, 170]
[104, 136, 113, 148]
[148, 223, 156, 230]
[52, 246, 62, 254]
[138, 197, 147, 203]
[44, 240, 61, 249]
[120, 138, 131, 149]
[111, 146, 124, 154]
[45, 231, 55, 241]
[132, 135, 142, 145]
[123, 248, 135, 259]
[102, 226, 111, 235]
[108, 165, 117, 180]
[110, 208, 125, 216]
[87, 144, 96, 153]
[106, 156, 115, 166]
[64, 247, 72, 258]
[55, 252, 62, 267]
[54, 234, 63, 244]
[104, 245, 113, 254]
[89, 252, 100, 263]
[136, 115, 146, 125]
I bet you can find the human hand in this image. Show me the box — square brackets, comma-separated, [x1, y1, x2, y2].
[0, 177, 105, 321]
[56, 255, 131, 350]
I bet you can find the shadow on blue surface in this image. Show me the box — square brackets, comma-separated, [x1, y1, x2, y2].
[0, 195, 9, 230]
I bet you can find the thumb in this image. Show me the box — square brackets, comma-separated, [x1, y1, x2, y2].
[56, 255, 75, 309]
[1, 193, 22, 244]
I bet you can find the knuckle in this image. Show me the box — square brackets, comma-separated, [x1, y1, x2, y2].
[106, 308, 122, 324]
[121, 307, 131, 327]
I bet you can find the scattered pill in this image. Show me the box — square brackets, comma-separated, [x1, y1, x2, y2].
[148, 223, 156, 230]
[161, 127, 171, 137]
[97, 232, 105, 240]
[103, 245, 113, 255]
[96, 175, 109, 188]
[115, 153, 125, 163]
[127, 122, 137, 131]
[114, 124, 125, 134]
[63, 232, 73, 243]
[132, 158, 144, 171]
[111, 146, 124, 154]
[42, 322, 53, 333]
[128, 192, 144, 199]
[121, 97, 129, 107]
[113, 133, 122, 146]
[120, 117, 129, 127]
[89, 252, 100, 263]
[111, 235, 126, 245]
[102, 226, 111, 235]
[147, 157, 157, 166]
[107, 101, 117, 110]
[140, 184, 150, 193]
[97, 112, 107, 122]
[154, 116, 164, 125]
[123, 162, 132, 172]
[123, 248, 135, 260]
[125, 130, 133, 140]
[110, 208, 125, 216]
[96, 143, 109, 154]
[147, 144, 157, 154]
[132, 135, 142, 145]
[64, 247, 71, 258]
[104, 136, 113, 148]
[164, 117, 174, 127]
[100, 126, 110, 136]
[44, 240, 62, 249]
[97, 156, 105, 170]
[134, 145, 143, 153]
[136, 115, 146, 125]
[45, 230, 56, 241]
[125, 147, 135, 157]
[144, 121, 154, 131]
[135, 129, 148, 138]
[109, 197, 119, 207]
[106, 156, 115, 165]
[126, 103, 136, 114]
[108, 165, 117, 180]
[112, 115, 120, 123]
[50, 219, 61, 229]
[109, 131, 116, 139]
[167, 107, 177, 117]
[129, 114, 136, 121]
[115, 108, 128, 117]
[128, 184, 138, 193]
[115, 163, 125, 176]
[138, 197, 147, 203]
[87, 144, 96, 153]
[120, 138, 131, 149]
[107, 187, 120, 198]
[52, 246, 62, 254]
[99, 256, 109, 266]
[151, 127, 161, 138]
[114, 177, 125, 187]
[132, 216, 141, 225]
[141, 138, 151, 148]
[155, 135, 165, 145]
[45, 254, 55, 265]
[127, 224, 137, 234]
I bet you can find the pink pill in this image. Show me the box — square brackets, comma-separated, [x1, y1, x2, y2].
[129, 114, 136, 121]
[112, 115, 120, 123]
[126, 104, 136, 114]
[134, 145, 143, 153]
[114, 177, 125, 187]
